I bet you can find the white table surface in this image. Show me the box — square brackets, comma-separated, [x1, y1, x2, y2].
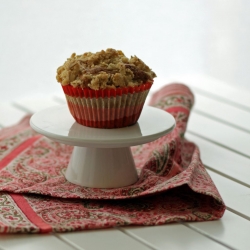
[1, 74, 250, 250]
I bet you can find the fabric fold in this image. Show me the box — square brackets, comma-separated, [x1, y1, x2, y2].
[0, 83, 226, 233]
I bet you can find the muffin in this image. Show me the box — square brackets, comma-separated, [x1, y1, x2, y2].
[56, 48, 156, 128]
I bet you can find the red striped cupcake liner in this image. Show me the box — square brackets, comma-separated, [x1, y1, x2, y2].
[62, 82, 152, 128]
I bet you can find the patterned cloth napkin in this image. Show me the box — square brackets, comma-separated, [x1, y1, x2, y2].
[0, 83, 225, 233]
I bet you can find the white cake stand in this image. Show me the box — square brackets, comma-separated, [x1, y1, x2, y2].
[30, 105, 175, 188]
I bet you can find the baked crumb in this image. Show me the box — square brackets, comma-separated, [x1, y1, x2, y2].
[56, 48, 156, 90]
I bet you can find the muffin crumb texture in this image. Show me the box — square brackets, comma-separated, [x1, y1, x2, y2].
[56, 48, 156, 90]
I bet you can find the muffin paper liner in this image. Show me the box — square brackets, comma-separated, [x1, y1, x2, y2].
[62, 83, 152, 128]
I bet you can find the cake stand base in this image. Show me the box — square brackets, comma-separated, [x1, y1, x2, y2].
[66, 146, 138, 188]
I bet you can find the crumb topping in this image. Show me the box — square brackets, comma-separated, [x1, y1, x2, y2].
[56, 48, 156, 90]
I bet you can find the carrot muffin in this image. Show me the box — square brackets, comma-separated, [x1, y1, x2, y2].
[56, 48, 156, 128]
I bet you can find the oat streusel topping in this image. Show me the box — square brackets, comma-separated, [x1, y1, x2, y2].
[56, 48, 156, 90]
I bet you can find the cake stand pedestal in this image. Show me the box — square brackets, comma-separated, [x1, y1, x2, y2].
[30, 105, 175, 188]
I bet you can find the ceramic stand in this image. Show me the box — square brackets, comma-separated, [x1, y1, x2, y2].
[30, 105, 175, 188]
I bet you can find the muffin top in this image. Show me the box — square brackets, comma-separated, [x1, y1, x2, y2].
[56, 48, 156, 90]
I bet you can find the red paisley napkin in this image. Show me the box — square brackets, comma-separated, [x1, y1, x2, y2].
[0, 83, 225, 233]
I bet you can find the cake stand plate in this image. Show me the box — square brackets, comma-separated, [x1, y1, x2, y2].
[30, 105, 175, 188]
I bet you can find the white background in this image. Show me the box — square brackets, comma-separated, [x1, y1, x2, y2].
[1, 0, 250, 102]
